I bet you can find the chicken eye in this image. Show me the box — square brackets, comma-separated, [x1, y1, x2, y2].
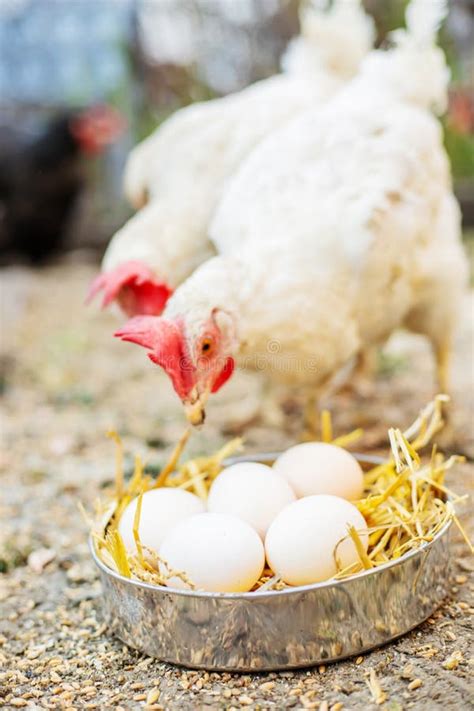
[201, 338, 213, 355]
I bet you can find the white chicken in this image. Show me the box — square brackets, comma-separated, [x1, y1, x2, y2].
[115, 0, 468, 426]
[88, 0, 374, 316]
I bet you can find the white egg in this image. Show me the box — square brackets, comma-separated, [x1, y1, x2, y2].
[265, 495, 368, 586]
[119, 488, 205, 557]
[207, 462, 296, 538]
[273, 442, 364, 501]
[160, 512, 265, 593]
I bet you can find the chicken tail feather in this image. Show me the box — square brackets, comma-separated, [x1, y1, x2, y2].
[281, 0, 375, 81]
[404, 0, 448, 47]
[386, 0, 449, 114]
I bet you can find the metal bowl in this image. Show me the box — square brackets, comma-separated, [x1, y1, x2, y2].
[90, 452, 452, 671]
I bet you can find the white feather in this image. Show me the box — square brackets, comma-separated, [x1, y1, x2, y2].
[182, 95, 466, 389]
[282, 0, 375, 80]
[103, 1, 374, 295]
[404, 0, 448, 46]
[348, 0, 450, 115]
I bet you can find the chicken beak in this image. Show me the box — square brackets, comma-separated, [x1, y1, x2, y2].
[184, 386, 210, 426]
[185, 401, 206, 426]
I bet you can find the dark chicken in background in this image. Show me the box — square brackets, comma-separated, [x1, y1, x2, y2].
[0, 105, 124, 264]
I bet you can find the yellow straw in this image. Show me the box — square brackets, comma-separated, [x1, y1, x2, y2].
[107, 429, 124, 500]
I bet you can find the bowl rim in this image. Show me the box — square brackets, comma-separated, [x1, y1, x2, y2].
[89, 519, 451, 600]
[90, 450, 452, 601]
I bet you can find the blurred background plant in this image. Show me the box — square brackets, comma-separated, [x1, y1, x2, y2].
[0, 0, 472, 263]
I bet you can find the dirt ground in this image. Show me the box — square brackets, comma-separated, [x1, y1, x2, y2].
[0, 261, 473, 710]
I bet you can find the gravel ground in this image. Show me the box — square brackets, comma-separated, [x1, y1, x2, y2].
[1, 262, 473, 710]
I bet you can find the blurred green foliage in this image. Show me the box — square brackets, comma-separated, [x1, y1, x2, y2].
[444, 124, 474, 179]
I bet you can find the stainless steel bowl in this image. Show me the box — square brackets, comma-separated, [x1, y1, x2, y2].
[90, 452, 452, 671]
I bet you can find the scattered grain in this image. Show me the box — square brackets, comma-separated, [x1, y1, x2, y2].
[443, 651, 463, 670]
[146, 688, 160, 705]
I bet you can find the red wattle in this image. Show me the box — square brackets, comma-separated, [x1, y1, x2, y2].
[212, 356, 235, 393]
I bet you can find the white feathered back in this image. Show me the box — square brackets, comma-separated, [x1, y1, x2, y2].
[281, 0, 375, 80]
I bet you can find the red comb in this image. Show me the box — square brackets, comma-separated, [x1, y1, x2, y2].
[114, 317, 194, 398]
[86, 261, 172, 316]
[114, 316, 168, 350]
